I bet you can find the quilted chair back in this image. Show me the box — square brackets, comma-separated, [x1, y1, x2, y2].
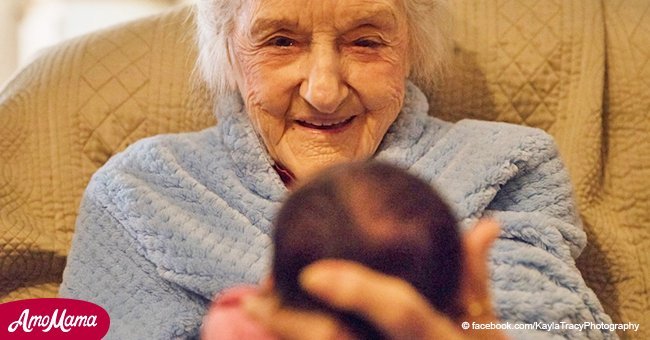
[0, 2, 648, 338]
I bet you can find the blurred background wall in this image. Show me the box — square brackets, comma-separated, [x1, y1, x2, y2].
[0, 0, 191, 88]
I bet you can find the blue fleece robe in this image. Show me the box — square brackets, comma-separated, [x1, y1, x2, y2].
[60, 83, 614, 339]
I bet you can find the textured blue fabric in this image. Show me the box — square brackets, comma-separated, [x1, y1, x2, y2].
[60, 83, 614, 339]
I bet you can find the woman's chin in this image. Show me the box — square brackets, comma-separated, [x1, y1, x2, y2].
[283, 154, 360, 182]
[275, 126, 378, 181]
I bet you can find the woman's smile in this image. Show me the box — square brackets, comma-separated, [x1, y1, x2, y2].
[294, 116, 357, 132]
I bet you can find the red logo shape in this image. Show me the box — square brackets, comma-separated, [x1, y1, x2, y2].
[0, 298, 110, 339]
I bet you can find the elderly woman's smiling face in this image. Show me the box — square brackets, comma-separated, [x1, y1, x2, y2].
[230, 0, 410, 180]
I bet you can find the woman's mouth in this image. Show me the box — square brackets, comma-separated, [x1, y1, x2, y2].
[295, 116, 356, 132]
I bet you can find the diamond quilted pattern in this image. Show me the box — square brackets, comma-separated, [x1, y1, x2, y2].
[0, 102, 25, 161]
[1, 6, 214, 302]
[79, 29, 151, 166]
[494, 0, 561, 129]
[432, 0, 568, 132]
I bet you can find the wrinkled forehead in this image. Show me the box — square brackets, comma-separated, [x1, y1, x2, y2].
[237, 0, 407, 35]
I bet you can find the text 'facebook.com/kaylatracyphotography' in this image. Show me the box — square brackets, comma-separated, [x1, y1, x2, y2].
[461, 321, 640, 333]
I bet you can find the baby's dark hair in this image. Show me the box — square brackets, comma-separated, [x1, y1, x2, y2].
[272, 161, 463, 339]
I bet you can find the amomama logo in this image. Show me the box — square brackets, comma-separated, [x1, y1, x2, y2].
[0, 298, 110, 339]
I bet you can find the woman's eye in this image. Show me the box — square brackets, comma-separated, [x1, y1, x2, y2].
[270, 36, 296, 47]
[353, 39, 381, 48]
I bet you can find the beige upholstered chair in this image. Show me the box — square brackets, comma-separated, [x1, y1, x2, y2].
[1, 2, 648, 338]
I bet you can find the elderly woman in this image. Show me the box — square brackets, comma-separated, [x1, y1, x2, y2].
[60, 0, 614, 339]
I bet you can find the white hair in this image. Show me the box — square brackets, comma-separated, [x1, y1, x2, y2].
[195, 0, 451, 98]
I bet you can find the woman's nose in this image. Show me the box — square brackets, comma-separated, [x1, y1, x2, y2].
[300, 46, 349, 114]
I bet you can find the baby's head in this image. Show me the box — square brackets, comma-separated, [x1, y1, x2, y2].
[271, 161, 463, 338]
